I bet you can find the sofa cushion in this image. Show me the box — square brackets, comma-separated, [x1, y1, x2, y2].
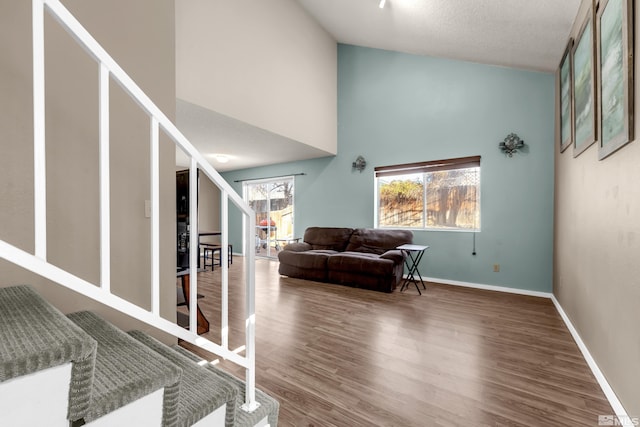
[303, 227, 354, 251]
[345, 228, 413, 255]
[278, 249, 337, 269]
[380, 249, 405, 264]
[327, 251, 395, 276]
[281, 242, 312, 252]
[326, 270, 399, 293]
[278, 249, 337, 282]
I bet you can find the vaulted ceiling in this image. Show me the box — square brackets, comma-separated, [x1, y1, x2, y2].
[178, 0, 582, 171]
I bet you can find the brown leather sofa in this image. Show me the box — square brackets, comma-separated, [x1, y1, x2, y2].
[277, 227, 413, 292]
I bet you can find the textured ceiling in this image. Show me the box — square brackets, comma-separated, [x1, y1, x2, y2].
[296, 0, 581, 72]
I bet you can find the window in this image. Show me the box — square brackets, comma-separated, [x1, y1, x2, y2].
[375, 156, 480, 231]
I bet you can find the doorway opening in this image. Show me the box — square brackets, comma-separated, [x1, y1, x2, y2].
[243, 177, 294, 259]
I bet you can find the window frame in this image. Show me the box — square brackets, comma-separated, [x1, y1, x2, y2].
[374, 156, 481, 232]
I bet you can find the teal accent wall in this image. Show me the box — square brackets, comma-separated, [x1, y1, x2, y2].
[223, 44, 555, 292]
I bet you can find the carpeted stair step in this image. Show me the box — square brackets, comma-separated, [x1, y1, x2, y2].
[172, 345, 279, 427]
[128, 330, 238, 427]
[67, 311, 182, 426]
[0, 285, 97, 421]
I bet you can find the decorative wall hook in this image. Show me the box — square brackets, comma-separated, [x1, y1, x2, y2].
[352, 155, 367, 172]
[499, 133, 525, 157]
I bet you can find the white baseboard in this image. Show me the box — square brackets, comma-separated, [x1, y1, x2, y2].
[423, 276, 632, 426]
[423, 276, 553, 299]
[550, 296, 634, 427]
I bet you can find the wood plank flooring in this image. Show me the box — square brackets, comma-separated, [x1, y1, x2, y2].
[179, 258, 612, 426]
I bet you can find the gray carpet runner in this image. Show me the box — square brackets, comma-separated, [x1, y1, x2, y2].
[128, 330, 238, 427]
[172, 345, 280, 427]
[0, 285, 97, 421]
[67, 311, 182, 426]
[0, 285, 279, 426]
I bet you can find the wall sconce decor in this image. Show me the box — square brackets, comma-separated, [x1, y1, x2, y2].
[352, 155, 367, 172]
[499, 133, 525, 157]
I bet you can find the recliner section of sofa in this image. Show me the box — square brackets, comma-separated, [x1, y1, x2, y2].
[277, 227, 413, 292]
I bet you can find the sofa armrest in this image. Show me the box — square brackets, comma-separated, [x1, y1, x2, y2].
[282, 242, 312, 252]
[380, 249, 405, 264]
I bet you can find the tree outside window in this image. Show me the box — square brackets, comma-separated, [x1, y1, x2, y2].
[375, 157, 480, 231]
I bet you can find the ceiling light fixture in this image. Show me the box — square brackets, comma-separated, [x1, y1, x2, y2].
[214, 154, 229, 163]
[379, 0, 386, 9]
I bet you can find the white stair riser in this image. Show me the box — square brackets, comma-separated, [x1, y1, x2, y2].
[0, 363, 71, 427]
[84, 388, 164, 427]
[254, 417, 270, 427]
[191, 403, 226, 426]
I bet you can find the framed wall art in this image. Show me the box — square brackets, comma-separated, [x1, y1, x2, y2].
[559, 39, 574, 153]
[596, 0, 634, 160]
[572, 10, 596, 157]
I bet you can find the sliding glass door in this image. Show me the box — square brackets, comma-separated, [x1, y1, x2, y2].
[243, 177, 294, 259]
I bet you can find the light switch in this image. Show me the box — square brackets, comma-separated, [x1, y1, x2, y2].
[145, 200, 151, 218]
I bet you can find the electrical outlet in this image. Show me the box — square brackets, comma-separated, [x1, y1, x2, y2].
[145, 200, 151, 218]
[493, 264, 500, 272]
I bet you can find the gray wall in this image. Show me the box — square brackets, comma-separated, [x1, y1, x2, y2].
[224, 44, 556, 293]
[554, 0, 640, 416]
[0, 0, 177, 340]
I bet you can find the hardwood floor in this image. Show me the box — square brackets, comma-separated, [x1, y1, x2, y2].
[179, 257, 612, 426]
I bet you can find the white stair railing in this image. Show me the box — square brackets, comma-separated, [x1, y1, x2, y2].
[0, 0, 259, 412]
